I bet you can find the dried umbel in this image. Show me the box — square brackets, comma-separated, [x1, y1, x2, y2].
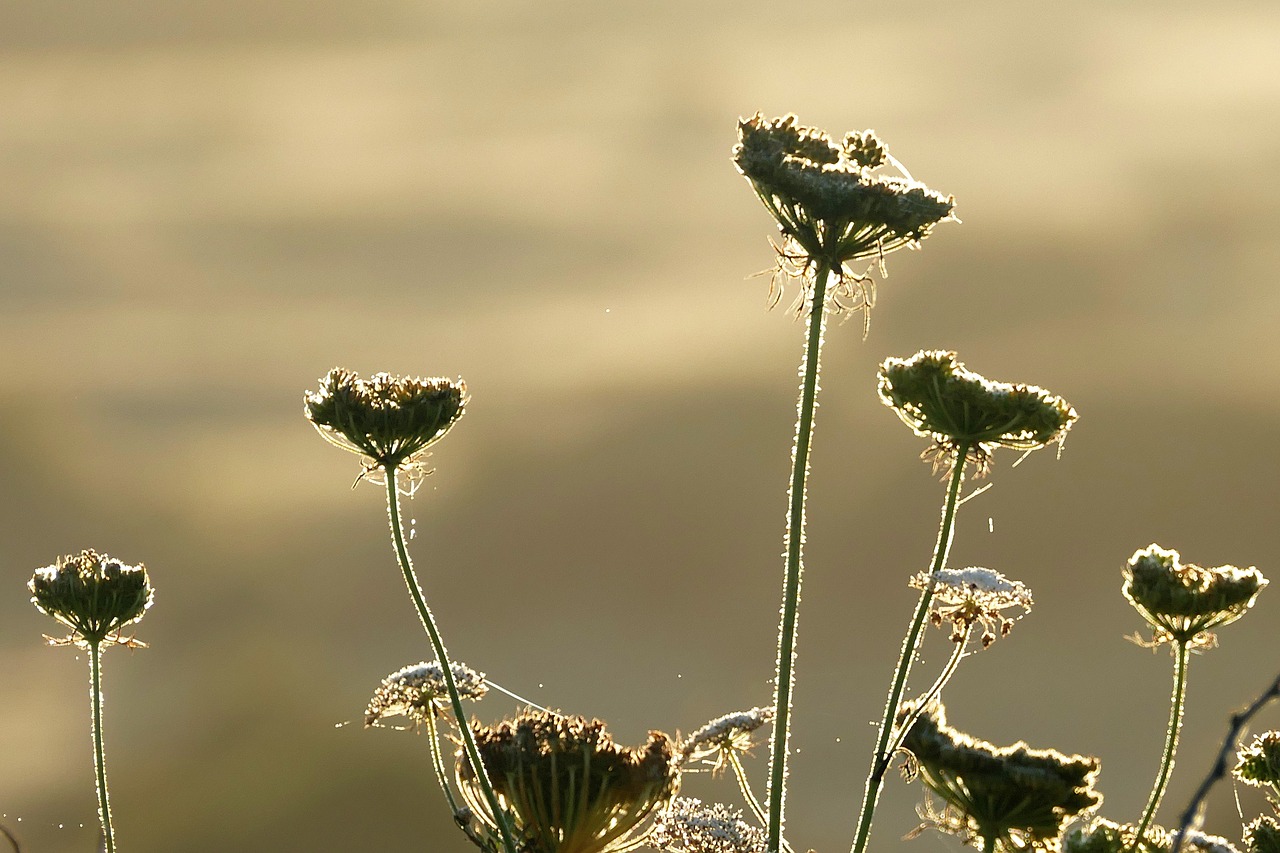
[679, 707, 774, 771]
[460, 710, 679, 853]
[878, 350, 1078, 476]
[901, 701, 1101, 852]
[1064, 819, 1242, 853]
[29, 550, 154, 647]
[910, 568, 1033, 647]
[1245, 816, 1280, 853]
[304, 367, 466, 479]
[364, 660, 488, 728]
[1235, 732, 1280, 789]
[1122, 544, 1267, 646]
[733, 113, 954, 315]
[651, 798, 766, 853]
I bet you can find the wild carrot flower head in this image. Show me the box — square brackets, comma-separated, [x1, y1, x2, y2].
[1245, 816, 1280, 853]
[1122, 544, 1266, 647]
[1064, 820, 1241, 853]
[29, 550, 153, 647]
[460, 710, 679, 853]
[304, 367, 466, 480]
[878, 350, 1078, 476]
[901, 701, 1101, 852]
[364, 660, 487, 728]
[1235, 731, 1280, 788]
[733, 113, 955, 316]
[910, 568, 1033, 648]
[651, 798, 766, 853]
[678, 707, 774, 772]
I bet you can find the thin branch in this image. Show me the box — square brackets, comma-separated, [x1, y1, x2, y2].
[1170, 671, 1280, 853]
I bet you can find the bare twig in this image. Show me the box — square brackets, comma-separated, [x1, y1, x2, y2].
[1170, 671, 1280, 853]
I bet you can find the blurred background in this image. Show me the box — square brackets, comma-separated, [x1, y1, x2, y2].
[3, 1, 1280, 851]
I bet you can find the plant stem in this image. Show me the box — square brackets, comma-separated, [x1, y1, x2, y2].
[888, 624, 972, 760]
[383, 468, 517, 853]
[727, 751, 795, 853]
[849, 446, 969, 853]
[425, 712, 463, 817]
[766, 259, 831, 853]
[1130, 639, 1191, 853]
[89, 640, 115, 853]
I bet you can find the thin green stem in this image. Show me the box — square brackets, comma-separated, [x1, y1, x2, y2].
[727, 751, 795, 853]
[766, 260, 830, 853]
[849, 447, 969, 853]
[425, 711, 463, 817]
[888, 624, 972, 760]
[384, 468, 517, 853]
[1130, 640, 1191, 853]
[89, 640, 115, 853]
[981, 832, 997, 853]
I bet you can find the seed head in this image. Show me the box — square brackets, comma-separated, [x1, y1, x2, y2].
[651, 798, 766, 853]
[1235, 731, 1280, 788]
[878, 350, 1078, 477]
[1245, 816, 1280, 853]
[678, 706, 774, 771]
[460, 709, 679, 853]
[901, 701, 1101, 852]
[733, 113, 955, 318]
[364, 660, 488, 728]
[911, 568, 1033, 648]
[29, 550, 153, 647]
[304, 367, 466, 480]
[1122, 544, 1266, 647]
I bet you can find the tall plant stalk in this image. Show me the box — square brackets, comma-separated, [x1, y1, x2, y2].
[850, 443, 970, 853]
[383, 467, 518, 853]
[766, 260, 831, 853]
[1130, 639, 1192, 852]
[89, 640, 115, 853]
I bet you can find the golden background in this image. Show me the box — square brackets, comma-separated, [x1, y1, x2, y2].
[2, 2, 1280, 851]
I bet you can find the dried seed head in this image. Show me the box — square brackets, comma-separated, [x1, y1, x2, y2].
[651, 798, 766, 853]
[1245, 816, 1280, 853]
[878, 350, 1077, 477]
[364, 660, 487, 728]
[1235, 731, 1280, 788]
[901, 701, 1101, 851]
[910, 568, 1033, 648]
[1123, 544, 1266, 646]
[678, 707, 774, 770]
[733, 113, 955, 318]
[304, 367, 465, 480]
[29, 550, 153, 647]
[460, 709, 679, 853]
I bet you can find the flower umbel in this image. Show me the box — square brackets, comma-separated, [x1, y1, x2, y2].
[304, 367, 466, 481]
[910, 567, 1033, 648]
[460, 710, 679, 853]
[733, 113, 955, 316]
[878, 350, 1078, 476]
[1122, 544, 1267, 646]
[651, 798, 766, 853]
[30, 550, 153, 647]
[679, 707, 774, 771]
[1245, 816, 1280, 853]
[1235, 732, 1280, 789]
[901, 701, 1102, 852]
[365, 660, 488, 728]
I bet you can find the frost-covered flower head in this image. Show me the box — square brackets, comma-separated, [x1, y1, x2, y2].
[901, 701, 1101, 852]
[29, 550, 154, 647]
[1234, 731, 1280, 789]
[1123, 544, 1266, 646]
[461, 710, 679, 853]
[651, 798, 766, 853]
[879, 350, 1077, 477]
[910, 568, 1033, 648]
[364, 660, 487, 728]
[733, 113, 955, 317]
[679, 707, 774, 771]
[1244, 815, 1280, 853]
[304, 367, 466, 482]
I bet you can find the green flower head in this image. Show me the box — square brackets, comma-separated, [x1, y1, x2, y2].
[460, 710, 679, 853]
[1245, 816, 1280, 853]
[1122, 544, 1266, 646]
[1234, 731, 1280, 788]
[29, 550, 154, 647]
[733, 113, 955, 317]
[901, 701, 1101, 852]
[878, 350, 1078, 476]
[304, 367, 466, 479]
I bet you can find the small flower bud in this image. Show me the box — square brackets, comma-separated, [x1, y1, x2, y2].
[29, 550, 153, 647]
[678, 706, 775, 771]
[304, 367, 466, 477]
[1123, 544, 1267, 646]
[1234, 731, 1280, 787]
[365, 660, 488, 728]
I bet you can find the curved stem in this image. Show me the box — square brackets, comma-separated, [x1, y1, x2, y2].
[1130, 640, 1191, 853]
[766, 260, 831, 853]
[727, 751, 795, 853]
[849, 447, 969, 853]
[425, 711, 463, 817]
[888, 625, 972, 760]
[89, 641, 115, 853]
[383, 468, 517, 853]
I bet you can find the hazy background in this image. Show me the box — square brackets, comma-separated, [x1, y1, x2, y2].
[3, 2, 1280, 851]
